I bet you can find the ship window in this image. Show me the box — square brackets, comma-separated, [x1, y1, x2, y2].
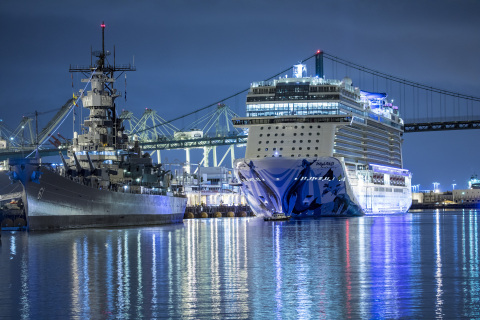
[259, 141, 262, 144]
[293, 140, 296, 143]
[299, 147, 302, 150]
[291, 155, 294, 157]
[295, 126, 298, 129]
[258, 148, 261, 151]
[306, 154, 309, 157]
[314, 154, 318, 157]
[265, 148, 268, 151]
[275, 133, 278, 136]
[294, 133, 297, 136]
[282, 126, 285, 129]
[274, 141, 277, 144]
[317, 133, 320, 135]
[309, 133, 312, 136]
[268, 126, 271, 129]
[280, 140, 284, 143]
[308, 140, 311, 143]
[316, 140, 319, 143]
[273, 148, 276, 150]
[307, 147, 310, 150]
[298, 154, 301, 157]
[276, 126, 279, 129]
[310, 126, 313, 129]
[279, 155, 282, 157]
[267, 134, 270, 137]
[301, 126, 304, 129]
[257, 155, 260, 157]
[301, 133, 304, 136]
[292, 147, 295, 150]
[260, 134, 263, 137]
[300, 140, 303, 143]
[281, 133, 285, 136]
[315, 147, 318, 150]
[280, 148, 283, 150]
[266, 141, 269, 144]
[261, 127, 264, 130]
[318, 125, 321, 128]
[264, 155, 267, 157]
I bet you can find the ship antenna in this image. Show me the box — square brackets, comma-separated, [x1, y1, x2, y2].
[100, 21, 106, 69]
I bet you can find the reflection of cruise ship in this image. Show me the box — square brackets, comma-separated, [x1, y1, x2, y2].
[233, 52, 412, 217]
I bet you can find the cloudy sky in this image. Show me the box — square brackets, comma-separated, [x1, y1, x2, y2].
[1, 0, 479, 190]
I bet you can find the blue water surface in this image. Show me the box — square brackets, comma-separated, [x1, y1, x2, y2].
[1, 209, 479, 319]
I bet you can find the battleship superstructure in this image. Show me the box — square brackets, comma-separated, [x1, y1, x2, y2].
[7, 23, 187, 230]
[233, 52, 412, 217]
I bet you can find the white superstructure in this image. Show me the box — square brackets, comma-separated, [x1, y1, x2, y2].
[233, 57, 412, 217]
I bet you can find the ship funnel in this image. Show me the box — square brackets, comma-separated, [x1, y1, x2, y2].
[293, 64, 306, 78]
[315, 50, 324, 78]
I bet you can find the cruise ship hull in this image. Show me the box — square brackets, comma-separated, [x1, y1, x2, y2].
[10, 163, 187, 230]
[235, 157, 411, 217]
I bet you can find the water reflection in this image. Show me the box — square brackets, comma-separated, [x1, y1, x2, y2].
[1, 211, 480, 318]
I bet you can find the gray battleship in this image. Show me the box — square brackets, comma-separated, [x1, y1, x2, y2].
[7, 23, 187, 230]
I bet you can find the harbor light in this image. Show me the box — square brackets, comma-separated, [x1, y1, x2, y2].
[433, 182, 440, 193]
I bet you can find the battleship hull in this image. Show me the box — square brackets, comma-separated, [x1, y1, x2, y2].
[10, 162, 187, 230]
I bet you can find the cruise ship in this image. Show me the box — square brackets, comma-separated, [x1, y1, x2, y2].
[233, 52, 412, 217]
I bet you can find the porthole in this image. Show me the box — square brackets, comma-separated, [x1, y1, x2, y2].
[281, 133, 285, 136]
[310, 126, 313, 129]
[300, 133, 304, 136]
[295, 126, 298, 129]
[299, 147, 302, 150]
[280, 140, 284, 143]
[273, 148, 276, 151]
[257, 148, 261, 151]
[292, 147, 296, 150]
[307, 147, 310, 150]
[259, 141, 262, 144]
[306, 154, 309, 157]
[261, 127, 264, 130]
[265, 148, 268, 151]
[291, 155, 294, 157]
[301, 126, 304, 129]
[308, 140, 311, 143]
[300, 140, 303, 143]
[280, 147, 283, 151]
[317, 133, 320, 135]
[266, 141, 269, 144]
[309, 133, 312, 136]
[294, 133, 297, 136]
[275, 133, 278, 136]
[267, 133, 270, 137]
[316, 140, 319, 143]
[314, 154, 318, 157]
[315, 147, 318, 150]
[260, 134, 263, 137]
[276, 126, 279, 129]
[268, 126, 271, 129]
[293, 140, 296, 143]
[274, 141, 277, 144]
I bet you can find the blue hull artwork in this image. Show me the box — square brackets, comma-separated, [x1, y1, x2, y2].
[235, 157, 363, 217]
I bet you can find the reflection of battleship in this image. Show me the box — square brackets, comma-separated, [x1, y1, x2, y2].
[7, 23, 187, 230]
[233, 53, 412, 217]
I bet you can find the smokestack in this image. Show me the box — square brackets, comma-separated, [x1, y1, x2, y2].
[315, 50, 324, 78]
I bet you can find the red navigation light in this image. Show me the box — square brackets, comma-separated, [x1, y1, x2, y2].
[316, 50, 322, 54]
[101, 23, 106, 28]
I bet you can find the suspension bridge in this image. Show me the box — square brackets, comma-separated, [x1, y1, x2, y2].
[1, 50, 479, 166]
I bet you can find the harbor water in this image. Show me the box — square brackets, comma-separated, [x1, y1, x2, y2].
[1, 209, 480, 319]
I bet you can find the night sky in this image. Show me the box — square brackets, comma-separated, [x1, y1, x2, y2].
[1, 0, 479, 190]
